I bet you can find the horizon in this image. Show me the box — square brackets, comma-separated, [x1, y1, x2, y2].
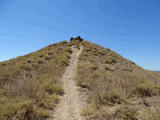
[0, 0, 160, 70]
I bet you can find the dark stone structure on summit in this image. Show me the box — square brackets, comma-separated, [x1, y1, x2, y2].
[70, 36, 84, 42]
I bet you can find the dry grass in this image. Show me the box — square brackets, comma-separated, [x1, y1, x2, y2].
[76, 41, 160, 120]
[0, 41, 72, 119]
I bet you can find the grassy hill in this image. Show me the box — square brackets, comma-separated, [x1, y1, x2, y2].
[75, 41, 160, 120]
[0, 38, 160, 120]
[0, 41, 73, 119]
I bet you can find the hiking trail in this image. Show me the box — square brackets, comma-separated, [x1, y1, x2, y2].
[49, 46, 86, 120]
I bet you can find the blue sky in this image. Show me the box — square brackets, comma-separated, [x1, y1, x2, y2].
[0, 0, 160, 70]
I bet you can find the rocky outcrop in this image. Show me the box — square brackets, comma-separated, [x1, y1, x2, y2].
[70, 36, 84, 42]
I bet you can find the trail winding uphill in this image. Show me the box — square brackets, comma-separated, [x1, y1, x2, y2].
[49, 46, 86, 120]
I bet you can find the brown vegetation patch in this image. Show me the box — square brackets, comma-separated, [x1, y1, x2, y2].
[0, 41, 72, 119]
[75, 41, 160, 120]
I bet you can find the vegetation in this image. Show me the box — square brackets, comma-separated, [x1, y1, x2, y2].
[0, 41, 72, 119]
[76, 41, 160, 120]
[1, 39, 160, 120]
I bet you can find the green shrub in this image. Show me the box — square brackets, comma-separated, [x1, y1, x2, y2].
[104, 90, 125, 104]
[0, 96, 35, 120]
[52, 83, 64, 95]
[59, 40, 68, 45]
[46, 83, 63, 95]
[105, 56, 116, 64]
[65, 48, 73, 54]
[135, 81, 160, 97]
[40, 93, 59, 109]
[35, 107, 49, 119]
[88, 64, 98, 70]
[116, 106, 138, 120]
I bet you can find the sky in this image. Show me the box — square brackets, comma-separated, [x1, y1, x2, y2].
[0, 0, 160, 70]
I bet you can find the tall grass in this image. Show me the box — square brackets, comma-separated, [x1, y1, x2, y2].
[76, 41, 160, 120]
[0, 41, 72, 119]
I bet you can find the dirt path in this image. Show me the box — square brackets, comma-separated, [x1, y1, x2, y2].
[49, 46, 85, 120]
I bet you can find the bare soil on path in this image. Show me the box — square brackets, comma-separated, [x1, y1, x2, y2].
[49, 46, 86, 120]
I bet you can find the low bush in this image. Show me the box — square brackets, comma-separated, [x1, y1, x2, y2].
[0, 96, 35, 120]
[104, 90, 125, 105]
[135, 81, 160, 97]
[116, 106, 138, 120]
[105, 56, 116, 64]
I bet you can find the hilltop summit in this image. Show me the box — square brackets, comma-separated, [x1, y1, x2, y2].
[70, 36, 84, 42]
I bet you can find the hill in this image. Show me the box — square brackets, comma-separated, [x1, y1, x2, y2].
[75, 40, 160, 120]
[0, 41, 73, 119]
[0, 37, 160, 120]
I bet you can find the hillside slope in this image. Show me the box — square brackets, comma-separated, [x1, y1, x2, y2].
[0, 41, 73, 119]
[0, 37, 160, 120]
[75, 40, 160, 120]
